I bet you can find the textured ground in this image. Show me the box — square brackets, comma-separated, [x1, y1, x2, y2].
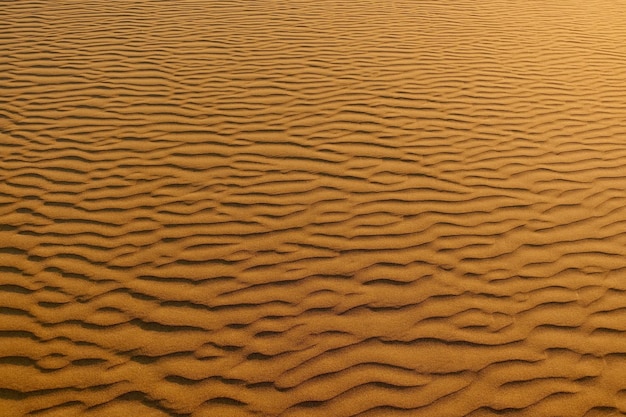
[2, 0, 626, 416]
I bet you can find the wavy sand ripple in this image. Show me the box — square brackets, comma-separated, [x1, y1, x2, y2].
[3, 0, 626, 416]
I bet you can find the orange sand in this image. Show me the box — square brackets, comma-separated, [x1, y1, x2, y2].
[2, 0, 626, 416]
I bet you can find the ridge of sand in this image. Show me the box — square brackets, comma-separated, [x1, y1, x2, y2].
[2, 0, 626, 416]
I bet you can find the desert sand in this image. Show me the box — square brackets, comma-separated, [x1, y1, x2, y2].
[2, 0, 626, 416]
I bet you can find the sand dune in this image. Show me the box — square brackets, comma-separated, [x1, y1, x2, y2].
[3, 0, 626, 416]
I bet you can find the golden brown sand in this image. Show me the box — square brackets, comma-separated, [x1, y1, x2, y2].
[2, 0, 626, 416]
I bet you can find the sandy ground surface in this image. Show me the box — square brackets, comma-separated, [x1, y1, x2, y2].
[2, 0, 626, 416]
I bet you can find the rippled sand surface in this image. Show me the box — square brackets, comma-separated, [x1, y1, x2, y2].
[3, 1, 626, 416]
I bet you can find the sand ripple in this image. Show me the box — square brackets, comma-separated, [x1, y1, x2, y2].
[3, 0, 626, 416]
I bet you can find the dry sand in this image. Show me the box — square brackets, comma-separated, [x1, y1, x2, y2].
[2, 0, 626, 416]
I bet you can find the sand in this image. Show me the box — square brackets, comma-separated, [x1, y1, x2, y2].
[2, 0, 626, 416]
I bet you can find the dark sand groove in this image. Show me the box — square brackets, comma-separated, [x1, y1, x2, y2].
[4, 0, 626, 416]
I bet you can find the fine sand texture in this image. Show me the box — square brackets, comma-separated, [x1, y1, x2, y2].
[3, 0, 626, 416]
